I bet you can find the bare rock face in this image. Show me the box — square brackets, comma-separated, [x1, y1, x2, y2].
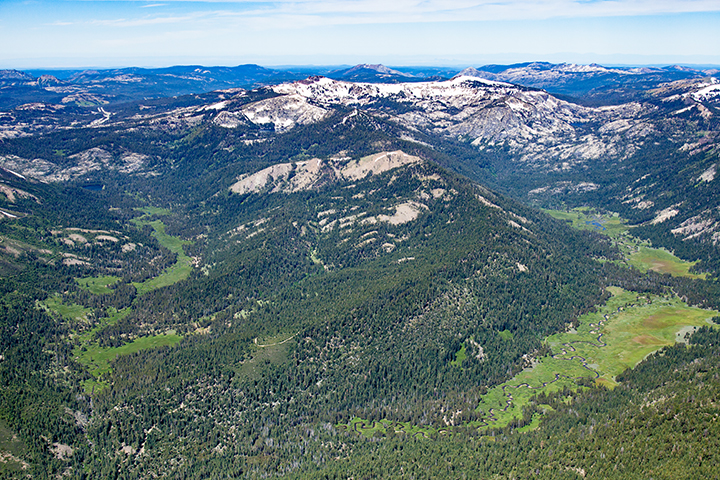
[1, 68, 718, 246]
[240, 94, 329, 131]
[230, 151, 421, 195]
[0, 148, 152, 182]
[268, 76, 659, 170]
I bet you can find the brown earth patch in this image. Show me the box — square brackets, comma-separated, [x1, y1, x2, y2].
[631, 334, 664, 346]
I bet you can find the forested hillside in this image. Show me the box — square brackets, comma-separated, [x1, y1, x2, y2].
[0, 66, 719, 478]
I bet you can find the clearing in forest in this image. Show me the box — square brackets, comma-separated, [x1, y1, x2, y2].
[42, 294, 93, 323]
[64, 208, 192, 391]
[76, 331, 182, 393]
[236, 332, 297, 381]
[130, 215, 193, 295]
[472, 287, 718, 430]
[0, 418, 28, 473]
[342, 287, 718, 436]
[76, 275, 120, 294]
[544, 208, 705, 279]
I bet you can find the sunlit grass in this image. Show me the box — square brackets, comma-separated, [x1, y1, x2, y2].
[544, 208, 705, 279]
[451, 343, 467, 367]
[75, 332, 182, 392]
[42, 294, 92, 322]
[131, 219, 193, 295]
[628, 246, 705, 279]
[475, 287, 718, 429]
[76, 275, 120, 294]
[345, 287, 719, 437]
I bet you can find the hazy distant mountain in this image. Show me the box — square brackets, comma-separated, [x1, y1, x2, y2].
[3, 61, 713, 110]
[459, 61, 710, 105]
[327, 63, 417, 83]
[0, 64, 304, 109]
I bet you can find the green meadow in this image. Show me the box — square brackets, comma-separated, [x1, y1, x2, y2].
[63, 207, 193, 392]
[135, 206, 173, 216]
[75, 331, 182, 393]
[77, 307, 131, 343]
[543, 208, 627, 238]
[544, 208, 705, 279]
[131, 218, 193, 295]
[451, 343, 467, 367]
[343, 287, 718, 435]
[474, 287, 718, 429]
[237, 333, 297, 381]
[44, 296, 175, 394]
[42, 294, 92, 323]
[628, 246, 704, 278]
[76, 275, 120, 294]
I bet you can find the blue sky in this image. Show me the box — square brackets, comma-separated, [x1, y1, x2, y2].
[1, 0, 719, 69]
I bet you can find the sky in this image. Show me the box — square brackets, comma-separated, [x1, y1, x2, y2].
[1, 0, 720, 69]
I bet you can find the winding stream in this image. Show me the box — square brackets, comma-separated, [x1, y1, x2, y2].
[480, 305, 631, 425]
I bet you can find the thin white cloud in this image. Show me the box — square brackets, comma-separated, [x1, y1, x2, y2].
[89, 13, 211, 27]
[68, 0, 720, 29]
[273, 0, 720, 20]
[34, 0, 720, 44]
[111, 0, 720, 16]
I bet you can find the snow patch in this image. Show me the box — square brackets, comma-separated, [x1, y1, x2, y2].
[241, 94, 328, 131]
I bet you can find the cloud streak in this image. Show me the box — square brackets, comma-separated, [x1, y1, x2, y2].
[47, 0, 720, 33]
[4, 0, 719, 67]
[64, 0, 720, 25]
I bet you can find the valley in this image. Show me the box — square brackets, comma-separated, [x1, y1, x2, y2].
[41, 211, 194, 393]
[0, 61, 719, 478]
[346, 287, 719, 436]
[544, 208, 706, 279]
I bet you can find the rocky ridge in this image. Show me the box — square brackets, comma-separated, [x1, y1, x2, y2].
[2, 67, 719, 247]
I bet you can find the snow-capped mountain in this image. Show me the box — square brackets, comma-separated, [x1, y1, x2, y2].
[2, 65, 718, 249]
[261, 75, 653, 170]
[459, 62, 709, 105]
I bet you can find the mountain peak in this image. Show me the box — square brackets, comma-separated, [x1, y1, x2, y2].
[328, 64, 415, 83]
[0, 69, 35, 82]
[454, 67, 496, 81]
[346, 64, 409, 76]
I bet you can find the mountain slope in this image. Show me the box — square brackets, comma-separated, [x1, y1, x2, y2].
[257, 75, 720, 275]
[0, 122, 611, 476]
[78, 147, 610, 478]
[3, 70, 718, 274]
[2, 69, 719, 275]
[0, 63, 719, 477]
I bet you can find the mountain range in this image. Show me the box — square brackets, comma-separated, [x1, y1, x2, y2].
[2, 61, 715, 110]
[0, 62, 718, 478]
[3, 65, 718, 265]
